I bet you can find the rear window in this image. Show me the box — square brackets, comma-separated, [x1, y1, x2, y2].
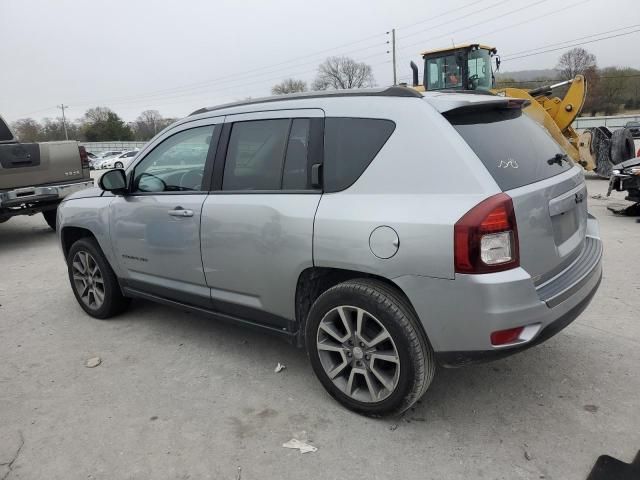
[0, 117, 14, 142]
[446, 108, 573, 191]
[324, 118, 395, 192]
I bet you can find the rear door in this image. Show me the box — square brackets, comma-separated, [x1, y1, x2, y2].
[200, 109, 324, 328]
[446, 107, 587, 282]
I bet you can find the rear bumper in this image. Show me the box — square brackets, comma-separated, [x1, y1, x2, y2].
[0, 180, 94, 208]
[435, 271, 601, 366]
[394, 214, 602, 367]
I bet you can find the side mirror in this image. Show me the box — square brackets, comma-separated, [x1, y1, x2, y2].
[98, 169, 127, 194]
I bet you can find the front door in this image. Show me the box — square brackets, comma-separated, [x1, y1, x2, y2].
[201, 110, 324, 329]
[110, 119, 221, 308]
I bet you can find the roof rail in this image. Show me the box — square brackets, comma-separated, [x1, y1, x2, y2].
[189, 86, 422, 116]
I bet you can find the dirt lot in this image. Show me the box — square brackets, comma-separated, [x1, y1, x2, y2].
[1, 176, 638, 480]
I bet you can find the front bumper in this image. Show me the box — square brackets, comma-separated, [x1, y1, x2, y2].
[394, 215, 602, 367]
[0, 180, 94, 208]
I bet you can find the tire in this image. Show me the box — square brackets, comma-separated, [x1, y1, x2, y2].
[610, 128, 636, 166]
[67, 237, 130, 319]
[42, 208, 57, 230]
[114, 162, 123, 168]
[305, 278, 435, 416]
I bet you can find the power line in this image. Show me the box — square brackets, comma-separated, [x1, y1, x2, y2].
[502, 24, 640, 59]
[496, 74, 640, 84]
[396, 0, 551, 52]
[393, 0, 487, 31]
[60, 37, 386, 110]
[396, 0, 510, 42]
[458, 0, 593, 45]
[85, 0, 496, 107]
[503, 28, 640, 61]
[29, 1, 512, 110]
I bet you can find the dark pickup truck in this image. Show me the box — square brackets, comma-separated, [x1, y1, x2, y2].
[0, 114, 94, 230]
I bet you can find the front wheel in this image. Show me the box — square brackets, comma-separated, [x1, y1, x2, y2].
[114, 161, 123, 168]
[67, 237, 130, 319]
[305, 279, 435, 416]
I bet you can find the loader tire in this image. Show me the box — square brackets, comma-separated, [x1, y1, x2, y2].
[610, 128, 636, 166]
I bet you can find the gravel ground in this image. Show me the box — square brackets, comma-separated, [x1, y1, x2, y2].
[1, 175, 638, 480]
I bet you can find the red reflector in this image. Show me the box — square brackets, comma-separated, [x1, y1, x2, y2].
[490, 326, 525, 346]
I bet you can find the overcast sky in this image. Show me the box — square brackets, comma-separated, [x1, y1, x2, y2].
[2, 0, 639, 123]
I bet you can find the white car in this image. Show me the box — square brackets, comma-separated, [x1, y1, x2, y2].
[94, 151, 123, 169]
[99, 150, 139, 169]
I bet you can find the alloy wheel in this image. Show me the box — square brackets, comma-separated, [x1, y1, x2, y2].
[316, 305, 400, 403]
[71, 251, 105, 310]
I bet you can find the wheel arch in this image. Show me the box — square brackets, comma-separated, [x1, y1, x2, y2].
[294, 266, 424, 347]
[61, 226, 96, 259]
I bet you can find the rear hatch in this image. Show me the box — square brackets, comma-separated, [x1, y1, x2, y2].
[445, 103, 587, 283]
[0, 141, 85, 191]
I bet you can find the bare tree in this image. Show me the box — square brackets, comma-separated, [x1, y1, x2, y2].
[556, 48, 597, 80]
[133, 110, 166, 140]
[11, 118, 41, 142]
[312, 56, 376, 90]
[272, 78, 307, 95]
[83, 106, 112, 124]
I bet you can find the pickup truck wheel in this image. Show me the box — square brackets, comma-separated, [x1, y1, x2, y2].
[305, 279, 435, 417]
[67, 237, 130, 319]
[42, 209, 57, 230]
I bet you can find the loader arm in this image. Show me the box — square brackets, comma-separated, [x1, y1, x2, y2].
[493, 75, 588, 167]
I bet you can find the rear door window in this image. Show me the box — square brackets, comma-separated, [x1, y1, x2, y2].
[223, 119, 290, 190]
[323, 118, 395, 192]
[282, 119, 311, 190]
[446, 108, 573, 191]
[0, 117, 14, 142]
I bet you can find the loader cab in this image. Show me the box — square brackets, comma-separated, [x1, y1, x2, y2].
[416, 44, 498, 92]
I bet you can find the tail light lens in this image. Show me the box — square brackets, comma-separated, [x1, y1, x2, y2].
[78, 146, 89, 169]
[454, 193, 519, 274]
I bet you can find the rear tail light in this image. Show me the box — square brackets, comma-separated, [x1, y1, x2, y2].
[454, 193, 519, 274]
[78, 146, 89, 169]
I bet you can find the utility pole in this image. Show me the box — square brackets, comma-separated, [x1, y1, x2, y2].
[392, 28, 397, 86]
[57, 104, 69, 140]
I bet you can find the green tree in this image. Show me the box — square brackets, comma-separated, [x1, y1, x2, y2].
[82, 107, 133, 141]
[40, 117, 81, 141]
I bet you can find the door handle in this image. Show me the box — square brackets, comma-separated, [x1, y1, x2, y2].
[168, 207, 194, 217]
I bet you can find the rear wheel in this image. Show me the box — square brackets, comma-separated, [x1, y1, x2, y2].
[67, 237, 130, 319]
[305, 279, 435, 416]
[42, 208, 57, 230]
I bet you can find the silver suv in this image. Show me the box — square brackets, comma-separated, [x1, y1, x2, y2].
[57, 87, 602, 416]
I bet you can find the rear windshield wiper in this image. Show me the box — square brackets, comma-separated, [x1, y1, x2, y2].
[547, 153, 569, 166]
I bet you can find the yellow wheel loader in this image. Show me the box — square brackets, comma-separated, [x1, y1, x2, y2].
[407, 44, 637, 176]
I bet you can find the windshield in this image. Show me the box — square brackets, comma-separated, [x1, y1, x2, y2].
[467, 48, 493, 90]
[426, 54, 463, 90]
